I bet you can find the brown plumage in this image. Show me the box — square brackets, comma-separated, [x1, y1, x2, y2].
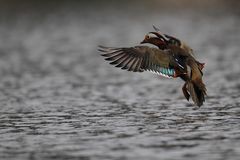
[98, 45, 183, 76]
[98, 27, 206, 107]
[141, 27, 206, 106]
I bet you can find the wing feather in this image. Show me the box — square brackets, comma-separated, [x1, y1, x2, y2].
[98, 45, 173, 74]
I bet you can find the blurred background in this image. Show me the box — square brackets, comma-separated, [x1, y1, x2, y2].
[0, 1, 239, 160]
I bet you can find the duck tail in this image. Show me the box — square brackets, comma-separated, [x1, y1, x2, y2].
[185, 58, 207, 107]
[187, 79, 206, 107]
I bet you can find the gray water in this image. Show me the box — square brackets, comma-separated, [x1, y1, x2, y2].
[0, 1, 240, 160]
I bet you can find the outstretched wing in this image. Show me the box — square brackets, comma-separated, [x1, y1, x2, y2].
[98, 45, 176, 78]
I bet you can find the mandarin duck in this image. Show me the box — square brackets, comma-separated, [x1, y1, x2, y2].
[98, 27, 206, 107]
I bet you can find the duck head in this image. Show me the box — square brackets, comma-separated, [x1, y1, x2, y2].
[148, 31, 181, 47]
[149, 31, 195, 56]
[147, 26, 205, 70]
[152, 25, 182, 47]
[140, 33, 167, 50]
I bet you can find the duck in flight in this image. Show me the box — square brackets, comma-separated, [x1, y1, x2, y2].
[98, 26, 206, 107]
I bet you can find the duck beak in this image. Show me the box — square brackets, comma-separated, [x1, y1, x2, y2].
[140, 35, 150, 44]
[140, 40, 146, 44]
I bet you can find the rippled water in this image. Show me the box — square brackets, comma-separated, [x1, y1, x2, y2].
[0, 1, 240, 160]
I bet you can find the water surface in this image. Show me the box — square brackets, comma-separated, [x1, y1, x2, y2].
[0, 1, 240, 160]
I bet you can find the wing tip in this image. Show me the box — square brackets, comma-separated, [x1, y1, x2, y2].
[152, 25, 160, 32]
